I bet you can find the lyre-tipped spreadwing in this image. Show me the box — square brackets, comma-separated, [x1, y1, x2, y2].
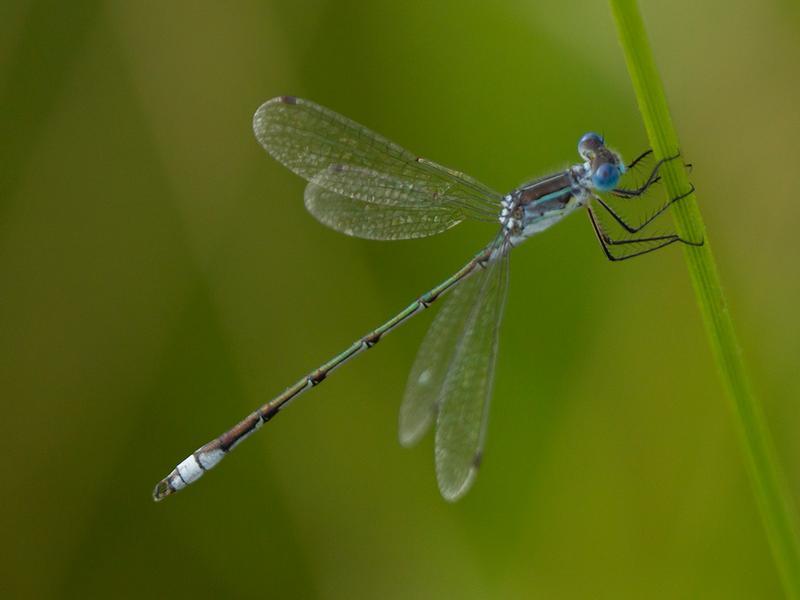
[153, 96, 701, 502]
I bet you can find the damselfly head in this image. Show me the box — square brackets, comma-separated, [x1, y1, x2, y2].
[578, 132, 605, 160]
[578, 132, 624, 192]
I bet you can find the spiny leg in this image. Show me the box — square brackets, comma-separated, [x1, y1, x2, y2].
[586, 204, 702, 262]
[625, 151, 692, 174]
[613, 151, 683, 199]
[587, 206, 681, 262]
[626, 149, 652, 171]
[593, 184, 695, 234]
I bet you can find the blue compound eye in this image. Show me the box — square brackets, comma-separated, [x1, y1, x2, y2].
[578, 132, 604, 158]
[592, 162, 620, 191]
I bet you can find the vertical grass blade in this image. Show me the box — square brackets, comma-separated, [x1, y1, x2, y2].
[608, 1, 800, 596]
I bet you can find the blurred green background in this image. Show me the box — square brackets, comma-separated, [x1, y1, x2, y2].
[2, 0, 800, 597]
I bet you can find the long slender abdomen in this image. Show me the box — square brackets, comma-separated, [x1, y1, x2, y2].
[152, 243, 497, 501]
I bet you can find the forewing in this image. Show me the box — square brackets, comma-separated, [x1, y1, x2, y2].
[435, 248, 510, 501]
[305, 185, 460, 241]
[253, 96, 502, 228]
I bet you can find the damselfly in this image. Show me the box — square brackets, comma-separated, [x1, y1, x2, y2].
[154, 96, 700, 502]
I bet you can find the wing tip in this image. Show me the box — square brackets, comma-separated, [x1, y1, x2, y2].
[437, 464, 478, 502]
[398, 430, 422, 448]
[398, 410, 435, 448]
[254, 95, 300, 122]
[253, 96, 302, 145]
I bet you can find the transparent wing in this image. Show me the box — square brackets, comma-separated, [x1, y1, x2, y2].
[305, 185, 460, 241]
[253, 96, 502, 238]
[399, 251, 491, 445]
[435, 246, 510, 501]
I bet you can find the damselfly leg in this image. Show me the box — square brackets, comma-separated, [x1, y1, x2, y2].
[625, 149, 654, 171]
[586, 151, 702, 261]
[613, 151, 683, 198]
[586, 203, 702, 262]
[594, 184, 696, 234]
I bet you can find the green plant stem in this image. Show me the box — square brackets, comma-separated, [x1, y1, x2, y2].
[609, 1, 800, 596]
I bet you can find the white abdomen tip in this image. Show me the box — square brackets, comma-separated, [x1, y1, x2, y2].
[197, 448, 224, 470]
[176, 455, 204, 484]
